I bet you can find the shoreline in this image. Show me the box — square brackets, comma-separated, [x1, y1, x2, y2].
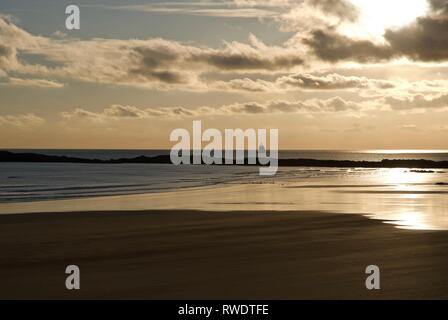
[1, 209, 448, 299]
[2, 150, 448, 169]
[1, 178, 447, 230]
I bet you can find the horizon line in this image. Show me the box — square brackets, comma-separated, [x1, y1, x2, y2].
[2, 148, 448, 154]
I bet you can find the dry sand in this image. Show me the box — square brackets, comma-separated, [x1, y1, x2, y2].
[0, 210, 447, 299]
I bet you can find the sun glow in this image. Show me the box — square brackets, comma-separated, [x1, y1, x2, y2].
[364, 149, 448, 154]
[347, 0, 429, 38]
[382, 168, 430, 186]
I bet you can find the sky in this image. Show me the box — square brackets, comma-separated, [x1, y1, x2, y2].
[0, 0, 448, 149]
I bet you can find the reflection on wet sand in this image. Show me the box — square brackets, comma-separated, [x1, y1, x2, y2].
[0, 168, 447, 230]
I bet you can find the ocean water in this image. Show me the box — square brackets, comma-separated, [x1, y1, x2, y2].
[1, 149, 447, 204]
[0, 162, 362, 203]
[0, 163, 260, 203]
[1, 150, 448, 230]
[0, 166, 447, 230]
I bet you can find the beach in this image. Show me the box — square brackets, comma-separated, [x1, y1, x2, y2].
[1, 209, 448, 300]
[1, 155, 448, 299]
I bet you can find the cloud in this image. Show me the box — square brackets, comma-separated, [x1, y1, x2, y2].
[384, 94, 448, 110]
[310, 0, 359, 22]
[304, 29, 394, 63]
[113, 2, 279, 18]
[61, 105, 196, 122]
[384, 16, 448, 62]
[304, 0, 448, 63]
[43, 91, 448, 126]
[211, 72, 397, 92]
[0, 15, 50, 77]
[61, 97, 365, 124]
[276, 73, 395, 90]
[0, 113, 45, 127]
[226, 97, 363, 113]
[274, 0, 359, 33]
[212, 78, 277, 92]
[223, 101, 268, 114]
[429, 0, 448, 13]
[0, 16, 305, 89]
[130, 35, 304, 81]
[5, 77, 64, 88]
[191, 34, 305, 71]
[101, 0, 357, 22]
[102, 105, 149, 118]
[0, 43, 13, 62]
[61, 106, 149, 123]
[60, 108, 106, 123]
[1, 1, 447, 95]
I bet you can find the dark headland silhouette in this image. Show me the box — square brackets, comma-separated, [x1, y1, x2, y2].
[1, 150, 448, 169]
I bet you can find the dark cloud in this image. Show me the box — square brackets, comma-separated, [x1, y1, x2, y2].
[131, 37, 304, 78]
[128, 45, 190, 84]
[0, 44, 11, 57]
[305, 1, 448, 63]
[169, 107, 196, 117]
[133, 46, 180, 69]
[201, 52, 304, 70]
[304, 29, 393, 63]
[429, 0, 448, 12]
[384, 16, 448, 62]
[127, 37, 305, 85]
[131, 69, 188, 84]
[0, 44, 14, 68]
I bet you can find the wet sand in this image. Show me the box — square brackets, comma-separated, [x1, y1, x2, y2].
[0, 210, 448, 299]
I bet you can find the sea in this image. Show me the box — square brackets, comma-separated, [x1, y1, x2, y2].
[1, 149, 448, 230]
[1, 149, 447, 204]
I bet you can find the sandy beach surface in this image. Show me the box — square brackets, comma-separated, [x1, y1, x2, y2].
[1, 209, 448, 300]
